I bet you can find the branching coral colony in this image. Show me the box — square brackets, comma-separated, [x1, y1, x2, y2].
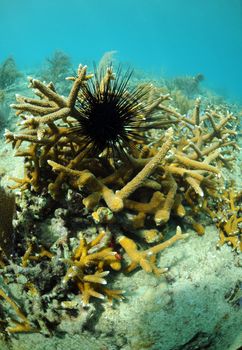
[0, 63, 241, 334]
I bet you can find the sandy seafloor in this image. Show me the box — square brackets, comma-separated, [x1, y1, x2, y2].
[0, 77, 241, 350]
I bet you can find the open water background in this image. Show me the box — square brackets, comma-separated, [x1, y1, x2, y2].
[0, 0, 242, 102]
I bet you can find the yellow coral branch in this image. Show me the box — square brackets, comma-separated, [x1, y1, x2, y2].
[116, 128, 174, 200]
[118, 226, 188, 273]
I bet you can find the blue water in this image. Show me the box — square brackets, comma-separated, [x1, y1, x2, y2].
[0, 0, 242, 101]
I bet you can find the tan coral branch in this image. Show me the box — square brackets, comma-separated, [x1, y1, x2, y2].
[116, 128, 174, 200]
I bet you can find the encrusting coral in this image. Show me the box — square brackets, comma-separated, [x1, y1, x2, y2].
[0, 61, 241, 335]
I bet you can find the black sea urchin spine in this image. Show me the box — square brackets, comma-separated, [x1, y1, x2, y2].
[70, 66, 148, 160]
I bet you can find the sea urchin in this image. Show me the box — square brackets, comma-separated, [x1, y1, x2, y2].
[71, 66, 149, 160]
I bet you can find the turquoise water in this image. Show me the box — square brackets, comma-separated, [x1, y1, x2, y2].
[0, 2, 241, 350]
[0, 0, 242, 101]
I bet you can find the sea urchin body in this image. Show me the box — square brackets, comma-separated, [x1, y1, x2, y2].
[71, 66, 148, 160]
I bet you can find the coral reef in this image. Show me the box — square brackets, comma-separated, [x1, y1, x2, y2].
[4, 63, 241, 249]
[167, 73, 204, 97]
[0, 62, 241, 338]
[0, 57, 22, 131]
[0, 57, 22, 90]
[40, 51, 72, 84]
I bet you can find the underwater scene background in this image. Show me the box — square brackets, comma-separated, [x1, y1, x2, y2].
[1, 0, 242, 101]
[0, 1, 241, 350]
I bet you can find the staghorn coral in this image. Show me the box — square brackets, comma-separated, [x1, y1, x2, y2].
[203, 188, 242, 251]
[5, 64, 176, 193]
[5, 64, 240, 232]
[170, 89, 194, 115]
[4, 65, 240, 237]
[0, 286, 34, 333]
[118, 226, 188, 274]
[62, 230, 123, 305]
[0, 62, 240, 336]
